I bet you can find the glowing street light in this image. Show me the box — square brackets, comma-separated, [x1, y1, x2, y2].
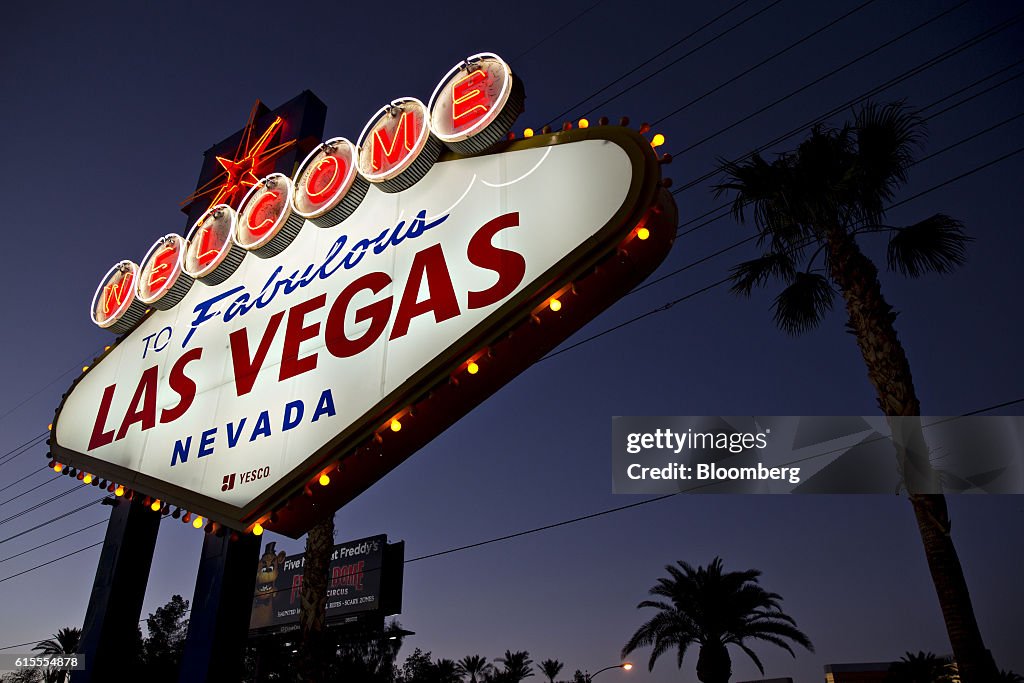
[588, 663, 634, 681]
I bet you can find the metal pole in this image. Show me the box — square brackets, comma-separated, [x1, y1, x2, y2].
[71, 498, 161, 683]
[177, 530, 261, 682]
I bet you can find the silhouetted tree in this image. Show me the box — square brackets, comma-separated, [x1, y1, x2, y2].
[433, 658, 463, 683]
[997, 670, 1024, 683]
[329, 619, 407, 682]
[32, 627, 80, 683]
[622, 557, 811, 683]
[885, 651, 954, 682]
[457, 655, 494, 683]
[715, 101, 993, 682]
[140, 595, 190, 683]
[540, 659, 564, 683]
[401, 648, 436, 683]
[494, 651, 534, 682]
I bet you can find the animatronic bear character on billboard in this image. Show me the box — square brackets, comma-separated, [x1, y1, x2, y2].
[250, 541, 287, 629]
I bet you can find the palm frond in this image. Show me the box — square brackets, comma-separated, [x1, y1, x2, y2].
[771, 272, 835, 335]
[729, 252, 797, 296]
[853, 101, 925, 216]
[887, 213, 971, 277]
[734, 643, 765, 674]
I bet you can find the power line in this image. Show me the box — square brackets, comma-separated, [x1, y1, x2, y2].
[649, 0, 880, 127]
[509, 0, 607, 62]
[0, 475, 61, 510]
[671, 10, 1024, 192]
[0, 541, 104, 585]
[565, 0, 792, 121]
[671, 60, 1024, 238]
[0, 499, 103, 547]
[0, 467, 47, 496]
[670, 1, 976, 155]
[544, 0, 760, 126]
[0, 519, 107, 565]
[540, 143, 1024, 360]
[0, 433, 47, 469]
[0, 486, 83, 528]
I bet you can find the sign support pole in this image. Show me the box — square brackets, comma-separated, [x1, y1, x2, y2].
[71, 498, 161, 683]
[178, 531, 261, 682]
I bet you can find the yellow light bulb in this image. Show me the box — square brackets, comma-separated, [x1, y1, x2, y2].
[622, 663, 633, 671]
[47, 423, 53, 431]
[524, 128, 534, 138]
[637, 227, 650, 240]
[193, 516, 204, 529]
[115, 485, 124, 497]
[578, 118, 589, 129]
[651, 133, 665, 148]
[549, 299, 562, 312]
[467, 361, 479, 375]
[82, 366, 89, 373]
[53, 463, 63, 473]
[151, 499, 161, 512]
[253, 523, 264, 536]
[83, 474, 92, 484]
[319, 473, 330, 486]
[390, 419, 402, 432]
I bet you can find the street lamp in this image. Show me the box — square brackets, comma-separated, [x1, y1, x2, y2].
[588, 662, 634, 681]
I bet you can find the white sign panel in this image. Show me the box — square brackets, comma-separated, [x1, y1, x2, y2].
[55, 139, 634, 520]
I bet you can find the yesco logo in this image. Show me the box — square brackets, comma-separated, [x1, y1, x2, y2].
[222, 467, 271, 491]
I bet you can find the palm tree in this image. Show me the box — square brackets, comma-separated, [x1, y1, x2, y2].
[885, 651, 954, 683]
[458, 655, 494, 683]
[495, 650, 535, 682]
[32, 628, 81, 683]
[714, 102, 993, 681]
[622, 557, 811, 683]
[540, 659, 564, 683]
[997, 670, 1024, 683]
[298, 514, 335, 683]
[435, 658, 464, 683]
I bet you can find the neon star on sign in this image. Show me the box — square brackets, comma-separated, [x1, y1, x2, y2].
[182, 103, 296, 210]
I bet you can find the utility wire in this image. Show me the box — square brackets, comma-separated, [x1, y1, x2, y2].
[672, 61, 1024, 237]
[0, 433, 47, 469]
[0, 467, 47, 496]
[0, 519, 107, 565]
[671, 10, 1024, 192]
[565, 0, 789, 122]
[509, 0, 607, 62]
[0, 499, 103, 547]
[0, 476, 61, 510]
[670, 1, 975, 155]
[540, 144, 1024, 360]
[0, 486, 82, 528]
[544, 0, 760, 125]
[649, 0, 880, 127]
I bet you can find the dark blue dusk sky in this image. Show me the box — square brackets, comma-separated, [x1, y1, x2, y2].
[1, 1, 1023, 681]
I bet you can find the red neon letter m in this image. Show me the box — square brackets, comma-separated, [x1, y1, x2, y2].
[372, 111, 418, 172]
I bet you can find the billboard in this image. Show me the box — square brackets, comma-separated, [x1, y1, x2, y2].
[50, 52, 677, 536]
[249, 534, 403, 634]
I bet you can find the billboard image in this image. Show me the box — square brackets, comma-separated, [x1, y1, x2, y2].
[249, 534, 401, 633]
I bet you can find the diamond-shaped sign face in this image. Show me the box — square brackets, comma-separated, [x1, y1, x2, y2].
[52, 127, 676, 537]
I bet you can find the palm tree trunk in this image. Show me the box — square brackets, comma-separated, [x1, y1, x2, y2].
[695, 643, 731, 683]
[298, 514, 335, 683]
[825, 229, 995, 682]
